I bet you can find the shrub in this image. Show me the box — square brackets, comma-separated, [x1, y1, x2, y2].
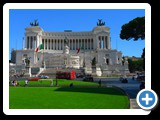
[28, 77, 40, 81]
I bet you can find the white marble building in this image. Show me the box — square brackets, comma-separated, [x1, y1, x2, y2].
[12, 20, 129, 76]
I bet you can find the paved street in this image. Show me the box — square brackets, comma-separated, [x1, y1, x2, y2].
[93, 77, 141, 109]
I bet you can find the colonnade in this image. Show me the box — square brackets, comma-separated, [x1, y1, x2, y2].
[25, 36, 110, 50]
[98, 36, 110, 49]
[26, 36, 37, 49]
[41, 38, 94, 50]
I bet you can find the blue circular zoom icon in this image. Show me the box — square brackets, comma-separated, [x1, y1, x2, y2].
[136, 89, 158, 110]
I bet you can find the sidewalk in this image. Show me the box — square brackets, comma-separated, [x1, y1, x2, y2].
[130, 99, 141, 109]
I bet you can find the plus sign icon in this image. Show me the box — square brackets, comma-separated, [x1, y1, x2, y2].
[137, 89, 158, 110]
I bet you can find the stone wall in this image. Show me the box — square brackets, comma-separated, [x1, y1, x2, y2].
[101, 64, 129, 76]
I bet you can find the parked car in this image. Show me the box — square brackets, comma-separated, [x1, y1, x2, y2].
[119, 75, 128, 83]
[137, 75, 145, 81]
[44, 75, 49, 79]
[77, 74, 84, 78]
[38, 75, 49, 79]
[119, 76, 124, 81]
[83, 75, 94, 82]
[139, 81, 145, 90]
[121, 78, 128, 83]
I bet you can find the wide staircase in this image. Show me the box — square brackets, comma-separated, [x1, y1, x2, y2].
[39, 67, 83, 78]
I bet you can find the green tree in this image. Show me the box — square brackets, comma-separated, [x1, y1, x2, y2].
[120, 17, 145, 71]
[141, 48, 145, 70]
[120, 16, 145, 41]
[128, 58, 144, 73]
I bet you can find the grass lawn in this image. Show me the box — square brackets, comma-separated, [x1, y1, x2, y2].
[9, 79, 129, 109]
[13, 79, 101, 87]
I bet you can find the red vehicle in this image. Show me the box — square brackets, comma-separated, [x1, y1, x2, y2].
[56, 70, 75, 80]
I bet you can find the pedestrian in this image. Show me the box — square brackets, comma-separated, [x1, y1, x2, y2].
[50, 80, 53, 86]
[98, 79, 102, 87]
[25, 79, 28, 86]
[70, 83, 74, 87]
[12, 80, 16, 86]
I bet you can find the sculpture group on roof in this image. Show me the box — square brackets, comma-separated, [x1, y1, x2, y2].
[97, 19, 105, 26]
[30, 19, 39, 26]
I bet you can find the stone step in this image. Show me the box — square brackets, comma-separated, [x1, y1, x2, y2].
[130, 99, 141, 109]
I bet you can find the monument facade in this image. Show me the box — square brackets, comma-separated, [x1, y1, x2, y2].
[11, 20, 129, 76]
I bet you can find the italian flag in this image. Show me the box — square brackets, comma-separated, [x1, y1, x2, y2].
[35, 44, 44, 52]
[76, 45, 84, 54]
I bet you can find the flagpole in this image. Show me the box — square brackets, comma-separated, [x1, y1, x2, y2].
[84, 52, 85, 67]
[16, 39, 17, 50]
[43, 48, 44, 68]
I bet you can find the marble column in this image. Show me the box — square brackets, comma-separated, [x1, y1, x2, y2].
[28, 36, 31, 49]
[44, 39, 46, 50]
[60, 40, 62, 50]
[46, 39, 47, 50]
[68, 39, 70, 49]
[83, 39, 85, 50]
[49, 39, 50, 50]
[32, 37, 34, 49]
[32, 37, 33, 49]
[54, 39, 57, 50]
[88, 39, 89, 50]
[97, 37, 99, 49]
[33, 39, 35, 49]
[75, 39, 76, 49]
[75, 39, 76, 50]
[72, 39, 74, 50]
[53, 40, 55, 50]
[89, 39, 92, 50]
[107, 36, 110, 49]
[58, 40, 60, 50]
[62, 39, 63, 50]
[50, 39, 52, 50]
[107, 36, 109, 49]
[105, 36, 107, 49]
[70, 39, 72, 50]
[89, 39, 90, 50]
[80, 39, 82, 47]
[35, 39, 37, 48]
[77, 39, 79, 48]
[48, 39, 49, 50]
[45, 39, 47, 50]
[30, 37, 32, 49]
[104, 36, 106, 49]
[102, 36, 104, 49]
[58, 39, 60, 50]
[30, 36, 32, 49]
[62, 39, 64, 50]
[54, 40, 56, 50]
[86, 39, 88, 50]
[100, 36, 102, 49]
[57, 40, 59, 50]
[51, 39, 52, 50]
[25, 36, 27, 49]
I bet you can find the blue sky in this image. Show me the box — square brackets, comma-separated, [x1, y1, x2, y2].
[9, 9, 145, 59]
